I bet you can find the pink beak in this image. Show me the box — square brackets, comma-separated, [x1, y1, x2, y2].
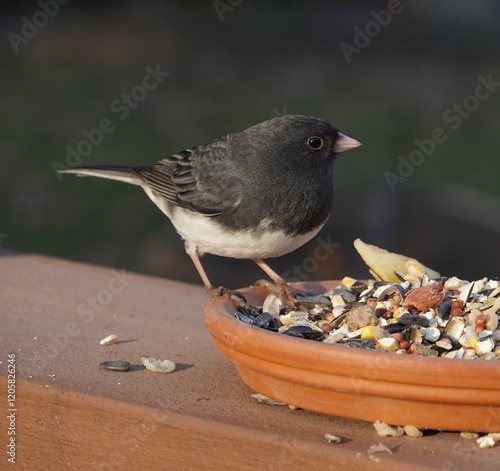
[334, 133, 362, 153]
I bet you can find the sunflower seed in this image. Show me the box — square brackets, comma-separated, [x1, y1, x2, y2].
[98, 360, 130, 372]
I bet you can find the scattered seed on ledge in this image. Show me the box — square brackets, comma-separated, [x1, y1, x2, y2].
[477, 436, 496, 449]
[460, 432, 480, 439]
[98, 360, 130, 372]
[251, 393, 287, 406]
[324, 433, 342, 444]
[366, 442, 393, 462]
[373, 420, 404, 437]
[141, 357, 176, 373]
[100, 334, 118, 346]
[404, 425, 423, 437]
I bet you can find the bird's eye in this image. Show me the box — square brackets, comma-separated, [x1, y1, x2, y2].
[306, 136, 324, 149]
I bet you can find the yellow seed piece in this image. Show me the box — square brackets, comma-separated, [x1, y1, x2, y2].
[393, 307, 409, 319]
[361, 325, 385, 340]
[341, 276, 357, 288]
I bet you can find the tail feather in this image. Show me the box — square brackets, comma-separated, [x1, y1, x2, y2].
[58, 165, 143, 186]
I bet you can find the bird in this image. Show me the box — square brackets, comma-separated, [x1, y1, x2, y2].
[59, 115, 361, 300]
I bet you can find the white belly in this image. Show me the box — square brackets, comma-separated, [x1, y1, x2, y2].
[143, 186, 322, 259]
[171, 207, 322, 259]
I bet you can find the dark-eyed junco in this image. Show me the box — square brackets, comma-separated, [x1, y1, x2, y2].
[59, 115, 360, 299]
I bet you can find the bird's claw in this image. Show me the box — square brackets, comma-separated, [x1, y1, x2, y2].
[275, 282, 297, 307]
[209, 286, 247, 307]
[253, 279, 297, 306]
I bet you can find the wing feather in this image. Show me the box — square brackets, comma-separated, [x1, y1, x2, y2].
[134, 139, 242, 215]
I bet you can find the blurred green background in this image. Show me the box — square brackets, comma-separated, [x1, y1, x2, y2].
[2, 0, 499, 288]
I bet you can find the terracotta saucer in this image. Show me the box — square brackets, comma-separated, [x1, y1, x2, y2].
[204, 281, 500, 432]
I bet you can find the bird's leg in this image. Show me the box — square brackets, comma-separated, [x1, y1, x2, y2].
[188, 251, 214, 292]
[188, 252, 246, 304]
[252, 258, 296, 304]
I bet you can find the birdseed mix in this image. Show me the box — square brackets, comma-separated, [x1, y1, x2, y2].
[235, 275, 500, 360]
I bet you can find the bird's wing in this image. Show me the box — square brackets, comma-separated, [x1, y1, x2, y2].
[134, 138, 242, 215]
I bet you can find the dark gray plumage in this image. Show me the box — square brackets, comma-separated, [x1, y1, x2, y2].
[59, 115, 361, 298]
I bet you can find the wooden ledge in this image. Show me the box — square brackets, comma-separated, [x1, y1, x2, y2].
[1, 254, 498, 469]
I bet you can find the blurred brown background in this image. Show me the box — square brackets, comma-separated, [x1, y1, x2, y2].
[1, 0, 499, 288]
